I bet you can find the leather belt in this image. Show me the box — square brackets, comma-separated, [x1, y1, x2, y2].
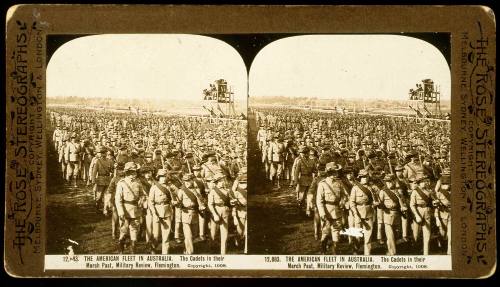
[324, 200, 340, 205]
[355, 202, 371, 206]
[123, 199, 138, 204]
[154, 201, 170, 205]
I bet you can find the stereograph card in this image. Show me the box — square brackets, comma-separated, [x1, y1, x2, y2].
[4, 5, 496, 278]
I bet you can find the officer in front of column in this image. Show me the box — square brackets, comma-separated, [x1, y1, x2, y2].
[115, 162, 146, 254]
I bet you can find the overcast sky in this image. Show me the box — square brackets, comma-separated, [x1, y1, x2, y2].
[249, 35, 450, 101]
[47, 34, 247, 104]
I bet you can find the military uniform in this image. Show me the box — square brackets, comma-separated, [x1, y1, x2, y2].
[370, 177, 386, 245]
[148, 171, 173, 254]
[231, 172, 247, 253]
[58, 139, 68, 180]
[104, 169, 123, 239]
[410, 175, 435, 255]
[394, 165, 411, 241]
[257, 126, 267, 151]
[379, 174, 407, 255]
[349, 169, 375, 255]
[316, 164, 346, 254]
[404, 154, 424, 183]
[434, 170, 451, 254]
[115, 163, 146, 253]
[52, 127, 63, 151]
[91, 150, 114, 208]
[140, 172, 155, 245]
[177, 175, 205, 254]
[294, 148, 317, 207]
[65, 135, 82, 186]
[201, 155, 222, 182]
[267, 137, 285, 187]
[80, 142, 93, 184]
[307, 172, 325, 240]
[208, 173, 232, 254]
[115, 147, 130, 166]
[192, 165, 208, 240]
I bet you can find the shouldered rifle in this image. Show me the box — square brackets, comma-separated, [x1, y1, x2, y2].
[387, 156, 394, 175]
[428, 190, 445, 227]
[369, 181, 384, 207]
[180, 185, 206, 215]
[185, 158, 192, 174]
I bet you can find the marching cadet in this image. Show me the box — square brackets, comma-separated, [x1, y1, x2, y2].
[106, 149, 116, 164]
[261, 138, 271, 179]
[349, 169, 375, 255]
[307, 163, 327, 240]
[139, 166, 155, 246]
[370, 167, 386, 246]
[267, 134, 286, 189]
[433, 167, 451, 254]
[172, 172, 184, 244]
[148, 169, 174, 254]
[192, 165, 208, 241]
[294, 146, 317, 212]
[152, 149, 164, 171]
[403, 150, 424, 183]
[80, 139, 93, 185]
[58, 136, 68, 181]
[183, 152, 197, 174]
[104, 163, 125, 240]
[316, 163, 347, 255]
[201, 152, 222, 181]
[410, 173, 435, 255]
[65, 132, 82, 187]
[231, 167, 247, 252]
[344, 152, 361, 177]
[342, 166, 356, 250]
[115, 162, 147, 254]
[257, 124, 267, 151]
[115, 144, 130, 166]
[394, 164, 411, 242]
[227, 152, 242, 180]
[177, 173, 205, 254]
[379, 174, 407, 255]
[90, 146, 114, 210]
[166, 150, 184, 175]
[52, 124, 63, 151]
[207, 173, 232, 255]
[284, 137, 297, 187]
[142, 152, 157, 176]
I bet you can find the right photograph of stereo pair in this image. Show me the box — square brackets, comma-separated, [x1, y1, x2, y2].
[248, 34, 452, 257]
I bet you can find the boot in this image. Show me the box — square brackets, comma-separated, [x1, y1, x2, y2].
[130, 240, 136, 254]
[117, 240, 125, 254]
[331, 242, 337, 255]
[320, 239, 328, 254]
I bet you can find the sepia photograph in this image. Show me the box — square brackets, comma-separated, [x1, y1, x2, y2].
[248, 34, 452, 256]
[46, 34, 248, 255]
[4, 5, 495, 277]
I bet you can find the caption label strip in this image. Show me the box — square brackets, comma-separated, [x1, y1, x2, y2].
[45, 255, 452, 271]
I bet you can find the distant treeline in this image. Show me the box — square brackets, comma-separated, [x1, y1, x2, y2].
[47, 96, 247, 114]
[249, 95, 451, 112]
